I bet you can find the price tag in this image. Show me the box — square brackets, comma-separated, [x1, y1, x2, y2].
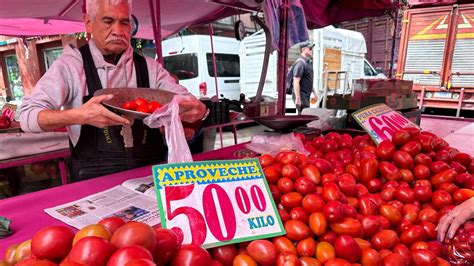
[152, 159, 285, 248]
[352, 103, 420, 145]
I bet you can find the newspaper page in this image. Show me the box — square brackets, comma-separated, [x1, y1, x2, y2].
[44, 185, 160, 229]
[121, 175, 156, 199]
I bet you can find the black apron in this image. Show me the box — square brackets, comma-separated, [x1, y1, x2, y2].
[69, 44, 167, 181]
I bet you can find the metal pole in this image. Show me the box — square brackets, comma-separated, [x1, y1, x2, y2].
[208, 24, 219, 98]
[149, 0, 163, 64]
[389, 9, 399, 79]
[276, 0, 290, 115]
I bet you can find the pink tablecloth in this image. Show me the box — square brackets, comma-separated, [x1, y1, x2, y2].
[0, 143, 247, 254]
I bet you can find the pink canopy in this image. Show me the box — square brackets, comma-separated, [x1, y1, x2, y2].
[0, 0, 395, 39]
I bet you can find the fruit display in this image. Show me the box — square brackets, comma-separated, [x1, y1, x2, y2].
[2, 128, 473, 265]
[0, 114, 12, 129]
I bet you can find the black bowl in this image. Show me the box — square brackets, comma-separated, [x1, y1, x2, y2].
[250, 115, 319, 132]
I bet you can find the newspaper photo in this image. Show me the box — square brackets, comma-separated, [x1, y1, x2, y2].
[45, 175, 160, 229]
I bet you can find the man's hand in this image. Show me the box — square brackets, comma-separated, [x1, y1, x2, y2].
[437, 197, 474, 242]
[178, 96, 206, 123]
[78, 94, 130, 128]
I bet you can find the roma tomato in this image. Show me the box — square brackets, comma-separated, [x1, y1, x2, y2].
[98, 217, 126, 234]
[278, 178, 295, 194]
[147, 101, 161, 112]
[290, 207, 309, 224]
[379, 204, 402, 226]
[371, 230, 399, 251]
[122, 101, 138, 110]
[264, 166, 281, 184]
[299, 257, 321, 266]
[334, 235, 361, 263]
[272, 236, 297, 255]
[171, 244, 211, 266]
[391, 130, 411, 147]
[322, 201, 344, 223]
[361, 215, 382, 238]
[315, 242, 335, 264]
[301, 165, 321, 185]
[400, 141, 422, 157]
[232, 254, 257, 266]
[360, 248, 382, 266]
[414, 164, 430, 180]
[414, 153, 432, 166]
[322, 183, 343, 202]
[411, 249, 437, 266]
[382, 253, 407, 266]
[67, 236, 116, 266]
[284, 219, 311, 241]
[276, 251, 300, 266]
[400, 225, 427, 246]
[431, 190, 453, 210]
[246, 240, 277, 265]
[360, 158, 379, 183]
[281, 164, 301, 180]
[308, 212, 327, 236]
[302, 194, 324, 213]
[395, 187, 415, 203]
[296, 237, 317, 257]
[31, 225, 75, 260]
[281, 192, 303, 208]
[125, 259, 157, 266]
[295, 177, 316, 195]
[393, 151, 414, 170]
[329, 218, 363, 238]
[376, 140, 396, 160]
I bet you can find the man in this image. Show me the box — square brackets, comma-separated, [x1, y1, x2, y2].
[291, 40, 318, 114]
[19, 0, 206, 181]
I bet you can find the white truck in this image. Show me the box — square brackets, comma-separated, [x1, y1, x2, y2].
[162, 35, 241, 100]
[239, 26, 385, 109]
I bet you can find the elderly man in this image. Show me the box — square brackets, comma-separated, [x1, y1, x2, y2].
[19, 0, 206, 181]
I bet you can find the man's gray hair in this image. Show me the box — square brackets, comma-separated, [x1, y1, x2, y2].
[86, 0, 132, 20]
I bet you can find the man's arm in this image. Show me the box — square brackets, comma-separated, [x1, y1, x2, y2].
[37, 94, 130, 131]
[293, 77, 302, 106]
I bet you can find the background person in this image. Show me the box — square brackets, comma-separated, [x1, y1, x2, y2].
[19, 0, 206, 181]
[291, 40, 318, 114]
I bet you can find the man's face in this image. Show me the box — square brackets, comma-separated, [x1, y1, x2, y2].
[85, 2, 131, 55]
[302, 47, 313, 58]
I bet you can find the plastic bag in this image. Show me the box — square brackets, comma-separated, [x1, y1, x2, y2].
[444, 219, 474, 265]
[144, 95, 193, 163]
[245, 132, 309, 156]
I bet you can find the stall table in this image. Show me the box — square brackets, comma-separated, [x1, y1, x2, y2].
[0, 143, 247, 254]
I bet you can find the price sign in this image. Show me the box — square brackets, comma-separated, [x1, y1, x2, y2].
[352, 103, 420, 145]
[152, 159, 285, 248]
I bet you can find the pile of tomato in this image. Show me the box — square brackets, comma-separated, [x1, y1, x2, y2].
[2, 128, 474, 266]
[122, 98, 162, 114]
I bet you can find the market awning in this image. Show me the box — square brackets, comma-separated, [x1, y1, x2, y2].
[0, 0, 395, 39]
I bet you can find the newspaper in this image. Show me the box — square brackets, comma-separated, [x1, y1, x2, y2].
[45, 176, 160, 229]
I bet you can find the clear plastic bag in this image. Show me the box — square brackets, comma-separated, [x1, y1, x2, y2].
[444, 219, 474, 265]
[245, 132, 309, 156]
[144, 95, 193, 163]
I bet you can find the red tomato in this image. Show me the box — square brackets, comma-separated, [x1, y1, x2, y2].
[296, 237, 317, 257]
[360, 248, 382, 266]
[280, 192, 303, 209]
[232, 254, 257, 266]
[272, 236, 297, 255]
[411, 249, 437, 266]
[31, 225, 75, 261]
[134, 98, 148, 107]
[429, 161, 450, 174]
[431, 169, 457, 188]
[284, 219, 311, 241]
[400, 141, 422, 157]
[16, 259, 57, 266]
[324, 258, 351, 266]
[124, 258, 156, 266]
[98, 217, 126, 234]
[376, 140, 396, 160]
[334, 235, 361, 263]
[211, 245, 237, 266]
[147, 101, 161, 112]
[122, 101, 138, 110]
[276, 251, 300, 266]
[393, 151, 414, 170]
[246, 240, 278, 265]
[392, 244, 412, 265]
[259, 154, 276, 168]
[110, 222, 156, 252]
[152, 228, 179, 265]
[329, 218, 363, 238]
[277, 177, 294, 193]
[360, 215, 382, 238]
[302, 194, 324, 213]
[322, 201, 344, 223]
[14, 240, 32, 263]
[295, 177, 316, 195]
[311, 158, 333, 174]
[379, 204, 402, 226]
[315, 242, 335, 263]
[414, 153, 433, 166]
[418, 208, 439, 224]
[453, 152, 472, 167]
[400, 225, 427, 246]
[290, 207, 309, 224]
[391, 130, 411, 147]
[67, 236, 116, 266]
[171, 244, 211, 266]
[382, 253, 407, 266]
[395, 187, 415, 203]
[431, 190, 453, 210]
[136, 105, 151, 113]
[414, 164, 430, 180]
[264, 166, 281, 184]
[400, 169, 415, 183]
[360, 158, 379, 183]
[322, 183, 343, 202]
[108, 245, 153, 266]
[379, 161, 401, 181]
[281, 164, 301, 180]
[299, 256, 321, 266]
[308, 212, 327, 236]
[301, 165, 321, 185]
[371, 230, 400, 251]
